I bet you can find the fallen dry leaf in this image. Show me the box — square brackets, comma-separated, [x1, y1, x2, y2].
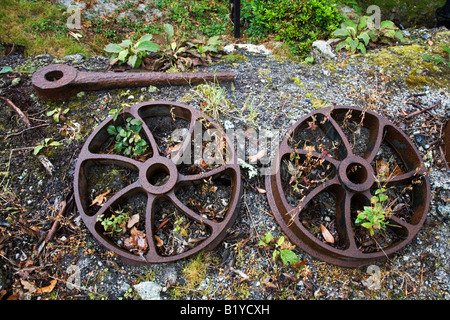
[376, 160, 390, 177]
[90, 190, 110, 207]
[127, 214, 140, 229]
[256, 187, 266, 194]
[392, 163, 403, 176]
[166, 144, 181, 155]
[128, 227, 148, 251]
[21, 280, 37, 293]
[36, 279, 57, 294]
[154, 235, 163, 247]
[320, 224, 335, 244]
[248, 149, 266, 163]
[209, 186, 218, 193]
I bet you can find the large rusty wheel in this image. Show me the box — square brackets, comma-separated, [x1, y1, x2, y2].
[74, 101, 242, 264]
[266, 106, 430, 268]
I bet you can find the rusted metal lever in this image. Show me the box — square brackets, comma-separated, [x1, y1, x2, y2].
[32, 64, 235, 101]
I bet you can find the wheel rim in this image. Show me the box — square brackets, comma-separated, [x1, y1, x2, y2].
[74, 101, 242, 264]
[266, 106, 430, 268]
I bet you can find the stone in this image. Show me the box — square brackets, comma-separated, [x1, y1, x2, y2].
[311, 40, 337, 62]
[223, 44, 272, 55]
[133, 281, 163, 300]
[63, 54, 86, 64]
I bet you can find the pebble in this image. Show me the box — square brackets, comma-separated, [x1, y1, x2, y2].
[133, 281, 163, 300]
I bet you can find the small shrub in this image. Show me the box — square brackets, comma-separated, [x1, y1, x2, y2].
[241, 0, 343, 57]
[355, 180, 392, 236]
[107, 117, 148, 158]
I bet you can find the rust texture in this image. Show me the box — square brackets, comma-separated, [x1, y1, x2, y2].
[73, 101, 242, 264]
[265, 106, 430, 268]
[32, 64, 235, 101]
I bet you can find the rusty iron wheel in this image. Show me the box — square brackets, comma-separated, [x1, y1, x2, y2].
[74, 101, 242, 264]
[266, 106, 430, 268]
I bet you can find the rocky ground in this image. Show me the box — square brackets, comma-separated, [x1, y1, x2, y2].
[0, 22, 449, 303]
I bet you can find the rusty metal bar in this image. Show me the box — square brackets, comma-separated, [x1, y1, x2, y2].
[32, 64, 235, 101]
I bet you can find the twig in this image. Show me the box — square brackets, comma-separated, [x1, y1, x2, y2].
[45, 200, 67, 243]
[5, 123, 48, 139]
[405, 101, 441, 119]
[0, 96, 31, 127]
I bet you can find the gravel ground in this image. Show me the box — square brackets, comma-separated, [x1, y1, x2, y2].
[0, 26, 449, 303]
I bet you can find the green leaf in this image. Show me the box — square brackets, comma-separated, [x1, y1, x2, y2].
[119, 39, 133, 48]
[46, 109, 57, 116]
[358, 16, 369, 31]
[371, 196, 379, 204]
[361, 222, 372, 228]
[378, 194, 388, 202]
[383, 29, 396, 38]
[394, 30, 405, 42]
[164, 23, 174, 37]
[263, 232, 274, 244]
[332, 28, 350, 38]
[350, 39, 359, 52]
[138, 34, 153, 42]
[33, 145, 44, 155]
[104, 43, 123, 53]
[107, 125, 117, 135]
[0, 66, 13, 74]
[49, 141, 62, 147]
[127, 54, 138, 68]
[118, 49, 129, 62]
[380, 20, 395, 30]
[422, 54, 433, 62]
[335, 40, 348, 52]
[279, 249, 299, 265]
[136, 41, 159, 52]
[357, 42, 367, 55]
[129, 118, 142, 126]
[277, 236, 285, 246]
[207, 35, 220, 46]
[346, 26, 357, 39]
[304, 56, 314, 64]
[358, 32, 370, 46]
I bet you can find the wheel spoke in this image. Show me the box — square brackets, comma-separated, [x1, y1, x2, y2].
[131, 111, 160, 157]
[166, 190, 219, 232]
[81, 151, 142, 170]
[85, 181, 142, 224]
[143, 194, 159, 259]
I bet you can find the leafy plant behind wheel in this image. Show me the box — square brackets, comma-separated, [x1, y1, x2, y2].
[333, 16, 405, 55]
[104, 35, 159, 68]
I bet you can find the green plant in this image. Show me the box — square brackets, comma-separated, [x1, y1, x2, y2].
[155, 0, 229, 37]
[241, 0, 343, 57]
[259, 232, 299, 266]
[46, 107, 69, 123]
[193, 83, 232, 120]
[0, 66, 13, 74]
[104, 34, 159, 68]
[423, 46, 450, 67]
[355, 181, 392, 236]
[97, 209, 129, 235]
[238, 158, 258, 179]
[333, 17, 405, 55]
[107, 117, 148, 158]
[33, 138, 63, 155]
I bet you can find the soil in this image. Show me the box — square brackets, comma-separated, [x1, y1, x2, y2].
[0, 27, 449, 302]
